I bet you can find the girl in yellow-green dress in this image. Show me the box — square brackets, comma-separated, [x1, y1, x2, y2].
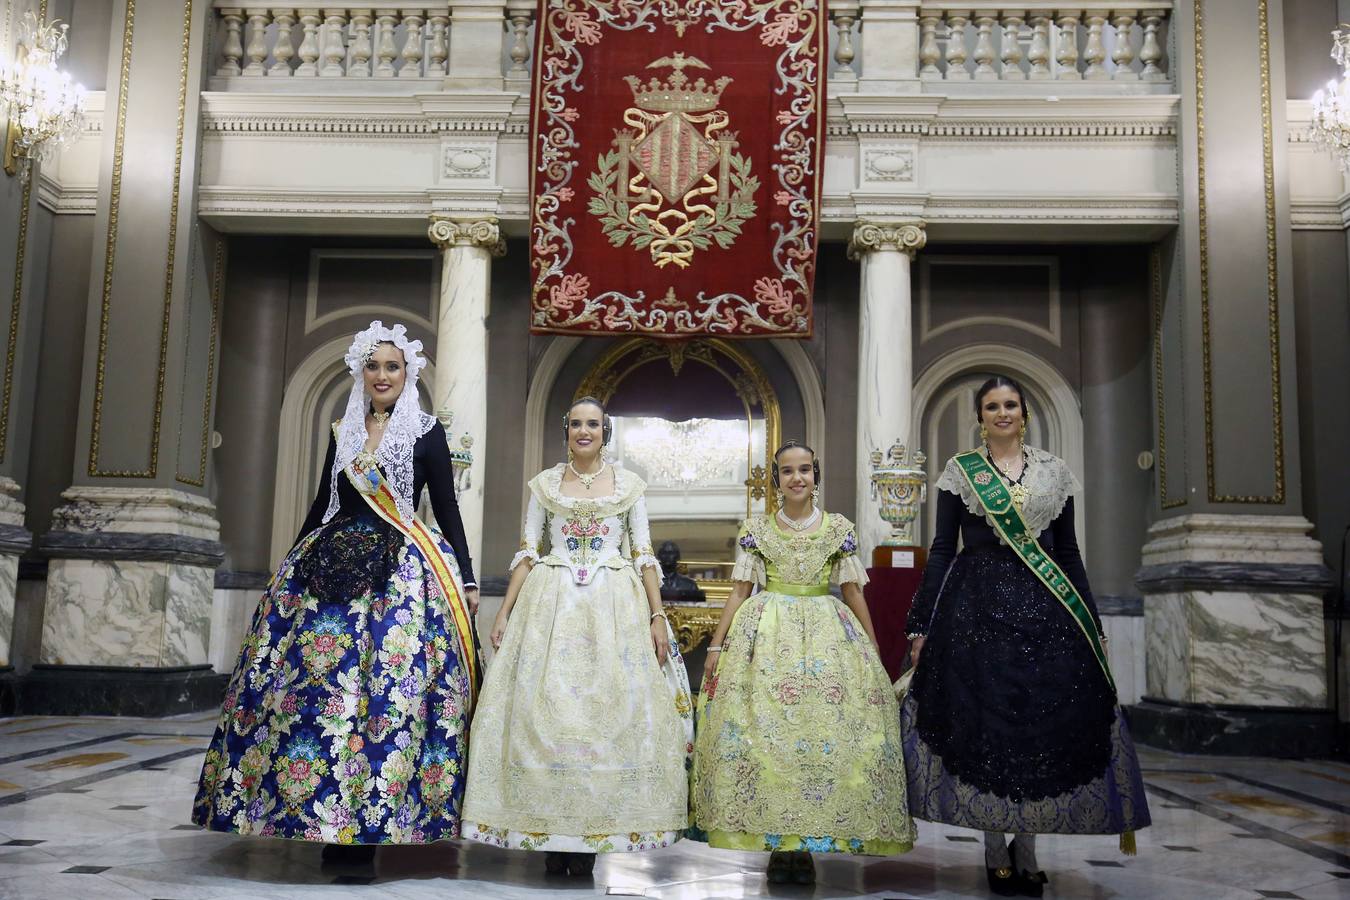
[691, 441, 915, 885]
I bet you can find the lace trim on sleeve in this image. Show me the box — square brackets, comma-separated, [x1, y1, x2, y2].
[632, 552, 660, 573]
[731, 551, 766, 586]
[830, 553, 869, 587]
[508, 547, 540, 573]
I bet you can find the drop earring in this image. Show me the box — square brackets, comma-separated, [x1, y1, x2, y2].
[567, 446, 574, 463]
[776, 489, 785, 507]
[811, 487, 820, 508]
[1018, 421, 1027, 441]
[980, 424, 989, 442]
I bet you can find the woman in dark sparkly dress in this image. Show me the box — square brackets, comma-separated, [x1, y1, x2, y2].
[901, 376, 1149, 897]
[193, 321, 482, 863]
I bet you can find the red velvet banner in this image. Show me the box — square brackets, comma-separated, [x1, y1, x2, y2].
[529, 0, 827, 338]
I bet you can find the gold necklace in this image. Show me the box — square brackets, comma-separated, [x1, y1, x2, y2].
[370, 410, 390, 429]
[568, 459, 606, 490]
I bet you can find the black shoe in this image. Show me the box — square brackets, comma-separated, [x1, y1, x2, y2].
[986, 865, 1019, 897]
[544, 851, 568, 875]
[321, 843, 376, 865]
[567, 852, 596, 876]
[791, 851, 815, 884]
[1008, 837, 1047, 897]
[767, 850, 793, 884]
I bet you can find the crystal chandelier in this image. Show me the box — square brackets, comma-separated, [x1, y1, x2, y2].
[620, 417, 746, 488]
[0, 12, 86, 179]
[1311, 27, 1350, 171]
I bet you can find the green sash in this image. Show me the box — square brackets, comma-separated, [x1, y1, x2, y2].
[953, 450, 1115, 694]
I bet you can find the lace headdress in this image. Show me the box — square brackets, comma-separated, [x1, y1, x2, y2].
[324, 320, 437, 526]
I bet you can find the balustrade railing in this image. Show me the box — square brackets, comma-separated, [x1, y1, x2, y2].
[210, 3, 1166, 85]
[903, 5, 1170, 83]
[211, 4, 537, 80]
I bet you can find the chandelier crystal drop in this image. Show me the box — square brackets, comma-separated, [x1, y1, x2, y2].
[1311, 27, 1350, 172]
[621, 417, 746, 488]
[0, 12, 86, 179]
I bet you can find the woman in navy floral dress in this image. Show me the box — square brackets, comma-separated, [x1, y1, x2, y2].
[192, 322, 482, 863]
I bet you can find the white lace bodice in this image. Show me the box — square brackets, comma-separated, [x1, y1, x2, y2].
[509, 465, 659, 585]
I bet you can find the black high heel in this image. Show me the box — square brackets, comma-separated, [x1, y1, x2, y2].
[1008, 837, 1048, 897]
[986, 865, 1019, 897]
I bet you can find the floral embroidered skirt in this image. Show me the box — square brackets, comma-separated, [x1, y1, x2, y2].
[461, 564, 693, 853]
[192, 511, 480, 844]
[691, 590, 915, 855]
[901, 547, 1151, 835]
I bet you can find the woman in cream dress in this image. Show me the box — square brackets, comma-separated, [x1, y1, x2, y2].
[461, 397, 693, 875]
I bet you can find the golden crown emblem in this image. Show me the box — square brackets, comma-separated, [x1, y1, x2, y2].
[623, 52, 731, 113]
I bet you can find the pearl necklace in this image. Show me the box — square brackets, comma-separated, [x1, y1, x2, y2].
[568, 459, 607, 490]
[777, 505, 821, 532]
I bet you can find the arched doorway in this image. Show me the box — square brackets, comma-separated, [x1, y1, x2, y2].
[912, 345, 1085, 548]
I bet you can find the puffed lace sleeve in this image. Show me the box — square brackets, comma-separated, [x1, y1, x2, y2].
[509, 491, 545, 572]
[628, 495, 660, 573]
[829, 524, 869, 587]
[730, 520, 767, 586]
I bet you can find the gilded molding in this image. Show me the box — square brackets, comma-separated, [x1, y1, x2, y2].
[89, 0, 196, 479]
[426, 216, 506, 256]
[846, 221, 927, 261]
[1194, 0, 1285, 504]
[0, 175, 32, 466]
[176, 238, 223, 488]
[1150, 244, 1185, 510]
[88, 0, 139, 477]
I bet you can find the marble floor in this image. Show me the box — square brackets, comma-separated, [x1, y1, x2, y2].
[0, 714, 1346, 899]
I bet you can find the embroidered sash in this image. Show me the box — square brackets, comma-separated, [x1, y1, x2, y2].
[343, 460, 481, 704]
[953, 450, 1115, 694]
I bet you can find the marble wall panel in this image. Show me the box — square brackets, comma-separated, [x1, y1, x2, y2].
[1187, 591, 1327, 708]
[0, 553, 15, 666]
[1102, 613, 1145, 706]
[40, 559, 214, 668]
[162, 565, 213, 667]
[1146, 590, 1327, 708]
[209, 587, 261, 674]
[1146, 593, 1192, 702]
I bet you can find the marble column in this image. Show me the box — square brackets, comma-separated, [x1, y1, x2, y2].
[427, 217, 505, 568]
[26, 0, 228, 716]
[1132, 0, 1336, 756]
[0, 477, 29, 669]
[847, 221, 925, 559]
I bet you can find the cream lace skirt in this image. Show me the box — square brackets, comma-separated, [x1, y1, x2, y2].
[461, 563, 693, 853]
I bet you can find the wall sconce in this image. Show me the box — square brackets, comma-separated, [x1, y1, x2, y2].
[0, 12, 85, 179]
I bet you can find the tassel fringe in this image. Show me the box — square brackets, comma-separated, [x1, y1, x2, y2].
[1119, 830, 1137, 856]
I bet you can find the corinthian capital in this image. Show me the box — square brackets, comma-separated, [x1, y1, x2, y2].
[847, 220, 927, 261]
[427, 216, 507, 257]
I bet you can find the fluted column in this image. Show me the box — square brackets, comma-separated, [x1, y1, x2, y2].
[427, 217, 505, 565]
[848, 221, 925, 559]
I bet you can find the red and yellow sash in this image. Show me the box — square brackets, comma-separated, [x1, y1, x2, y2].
[345, 461, 480, 704]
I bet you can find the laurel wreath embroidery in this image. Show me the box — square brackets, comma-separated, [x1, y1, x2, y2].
[587, 147, 759, 269]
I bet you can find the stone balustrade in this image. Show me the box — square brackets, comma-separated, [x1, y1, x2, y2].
[208, 2, 1170, 86]
[903, 5, 1171, 83]
[211, 3, 535, 80]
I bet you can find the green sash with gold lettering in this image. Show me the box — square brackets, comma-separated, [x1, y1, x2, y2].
[953, 449, 1115, 694]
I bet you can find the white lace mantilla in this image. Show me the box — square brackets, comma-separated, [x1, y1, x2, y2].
[509, 464, 658, 585]
[936, 446, 1081, 537]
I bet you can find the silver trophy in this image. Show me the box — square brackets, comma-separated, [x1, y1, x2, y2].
[869, 440, 928, 546]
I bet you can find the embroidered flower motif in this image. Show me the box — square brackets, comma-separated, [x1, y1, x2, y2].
[974, 471, 993, 486]
[738, 533, 758, 551]
[840, 532, 857, 554]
